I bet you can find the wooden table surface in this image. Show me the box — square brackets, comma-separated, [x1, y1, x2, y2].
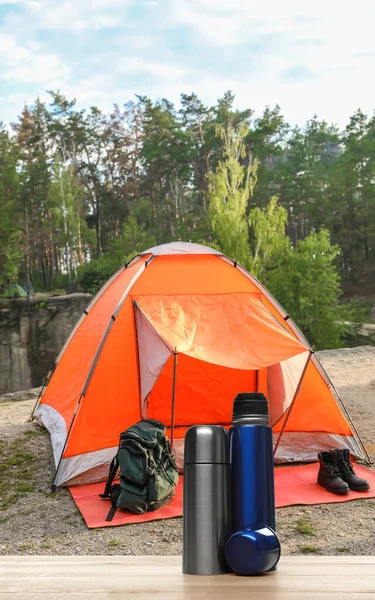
[1, 555, 374, 599]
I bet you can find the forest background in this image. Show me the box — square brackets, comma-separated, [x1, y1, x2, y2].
[1, 90, 374, 350]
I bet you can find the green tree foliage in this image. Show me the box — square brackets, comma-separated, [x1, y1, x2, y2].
[249, 196, 289, 279]
[48, 158, 86, 283]
[79, 215, 155, 293]
[247, 105, 289, 208]
[1, 232, 24, 285]
[0, 126, 21, 285]
[208, 124, 258, 268]
[332, 110, 375, 287]
[267, 230, 351, 349]
[0, 91, 373, 348]
[208, 125, 290, 277]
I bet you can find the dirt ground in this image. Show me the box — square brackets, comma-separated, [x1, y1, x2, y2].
[0, 346, 375, 556]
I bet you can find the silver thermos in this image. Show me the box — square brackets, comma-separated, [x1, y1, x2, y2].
[182, 425, 231, 575]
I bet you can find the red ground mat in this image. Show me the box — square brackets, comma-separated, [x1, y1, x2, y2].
[70, 478, 183, 529]
[275, 463, 375, 507]
[69, 463, 375, 529]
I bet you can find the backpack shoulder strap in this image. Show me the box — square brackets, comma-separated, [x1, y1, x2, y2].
[105, 484, 122, 521]
[99, 454, 119, 499]
[105, 505, 118, 522]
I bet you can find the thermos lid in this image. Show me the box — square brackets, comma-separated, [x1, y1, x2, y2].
[232, 392, 269, 424]
[225, 524, 281, 575]
[184, 425, 229, 465]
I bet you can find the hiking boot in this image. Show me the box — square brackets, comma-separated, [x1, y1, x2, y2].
[317, 451, 350, 494]
[332, 449, 370, 491]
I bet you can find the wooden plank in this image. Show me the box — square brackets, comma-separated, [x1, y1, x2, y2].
[0, 556, 374, 599]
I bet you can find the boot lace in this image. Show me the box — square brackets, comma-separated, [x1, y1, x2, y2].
[325, 465, 342, 479]
[344, 462, 355, 474]
[338, 454, 355, 474]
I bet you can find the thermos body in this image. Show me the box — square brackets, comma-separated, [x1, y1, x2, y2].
[182, 395, 280, 577]
[225, 393, 280, 575]
[182, 425, 231, 575]
[183, 463, 231, 575]
[230, 424, 276, 533]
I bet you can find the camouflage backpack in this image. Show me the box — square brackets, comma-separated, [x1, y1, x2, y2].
[100, 419, 179, 521]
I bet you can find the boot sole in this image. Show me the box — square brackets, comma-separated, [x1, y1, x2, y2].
[317, 482, 349, 495]
[349, 485, 370, 492]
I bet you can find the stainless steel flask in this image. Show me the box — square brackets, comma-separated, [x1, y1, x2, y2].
[182, 425, 231, 575]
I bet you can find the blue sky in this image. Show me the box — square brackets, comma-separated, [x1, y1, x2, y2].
[0, 0, 374, 128]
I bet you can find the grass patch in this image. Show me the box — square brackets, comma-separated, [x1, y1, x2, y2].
[300, 545, 319, 554]
[46, 492, 59, 500]
[0, 516, 8, 523]
[17, 471, 34, 480]
[0, 452, 35, 471]
[108, 539, 121, 548]
[15, 482, 36, 493]
[39, 542, 53, 549]
[336, 547, 349, 553]
[0, 437, 38, 512]
[295, 518, 316, 536]
[0, 493, 17, 511]
[18, 542, 36, 552]
[23, 429, 46, 438]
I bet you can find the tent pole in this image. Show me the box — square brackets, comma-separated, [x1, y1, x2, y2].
[29, 368, 53, 422]
[171, 349, 178, 450]
[273, 349, 314, 459]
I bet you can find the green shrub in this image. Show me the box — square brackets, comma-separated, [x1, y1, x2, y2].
[78, 255, 123, 294]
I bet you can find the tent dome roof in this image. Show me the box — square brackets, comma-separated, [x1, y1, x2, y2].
[140, 241, 221, 256]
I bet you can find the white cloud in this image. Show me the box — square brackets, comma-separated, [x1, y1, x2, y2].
[178, 61, 375, 128]
[0, 0, 374, 129]
[169, 0, 375, 58]
[165, 0, 375, 127]
[0, 34, 70, 86]
[2, 0, 130, 32]
[169, 0, 243, 46]
[25, 1, 120, 30]
[119, 35, 156, 50]
[61, 74, 119, 107]
[120, 57, 186, 80]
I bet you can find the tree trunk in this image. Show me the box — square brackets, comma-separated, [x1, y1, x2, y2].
[77, 217, 83, 266]
[95, 193, 101, 258]
[48, 227, 54, 290]
[25, 207, 31, 313]
[40, 256, 47, 290]
[151, 181, 159, 244]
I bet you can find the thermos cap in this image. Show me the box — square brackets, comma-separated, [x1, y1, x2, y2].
[184, 425, 229, 465]
[232, 392, 269, 425]
[225, 524, 281, 575]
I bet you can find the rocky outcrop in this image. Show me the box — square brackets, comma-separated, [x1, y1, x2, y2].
[0, 293, 91, 395]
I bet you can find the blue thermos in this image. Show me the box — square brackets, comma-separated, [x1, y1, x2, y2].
[225, 392, 280, 575]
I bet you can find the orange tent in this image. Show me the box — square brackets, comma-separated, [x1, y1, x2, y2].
[32, 242, 365, 488]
